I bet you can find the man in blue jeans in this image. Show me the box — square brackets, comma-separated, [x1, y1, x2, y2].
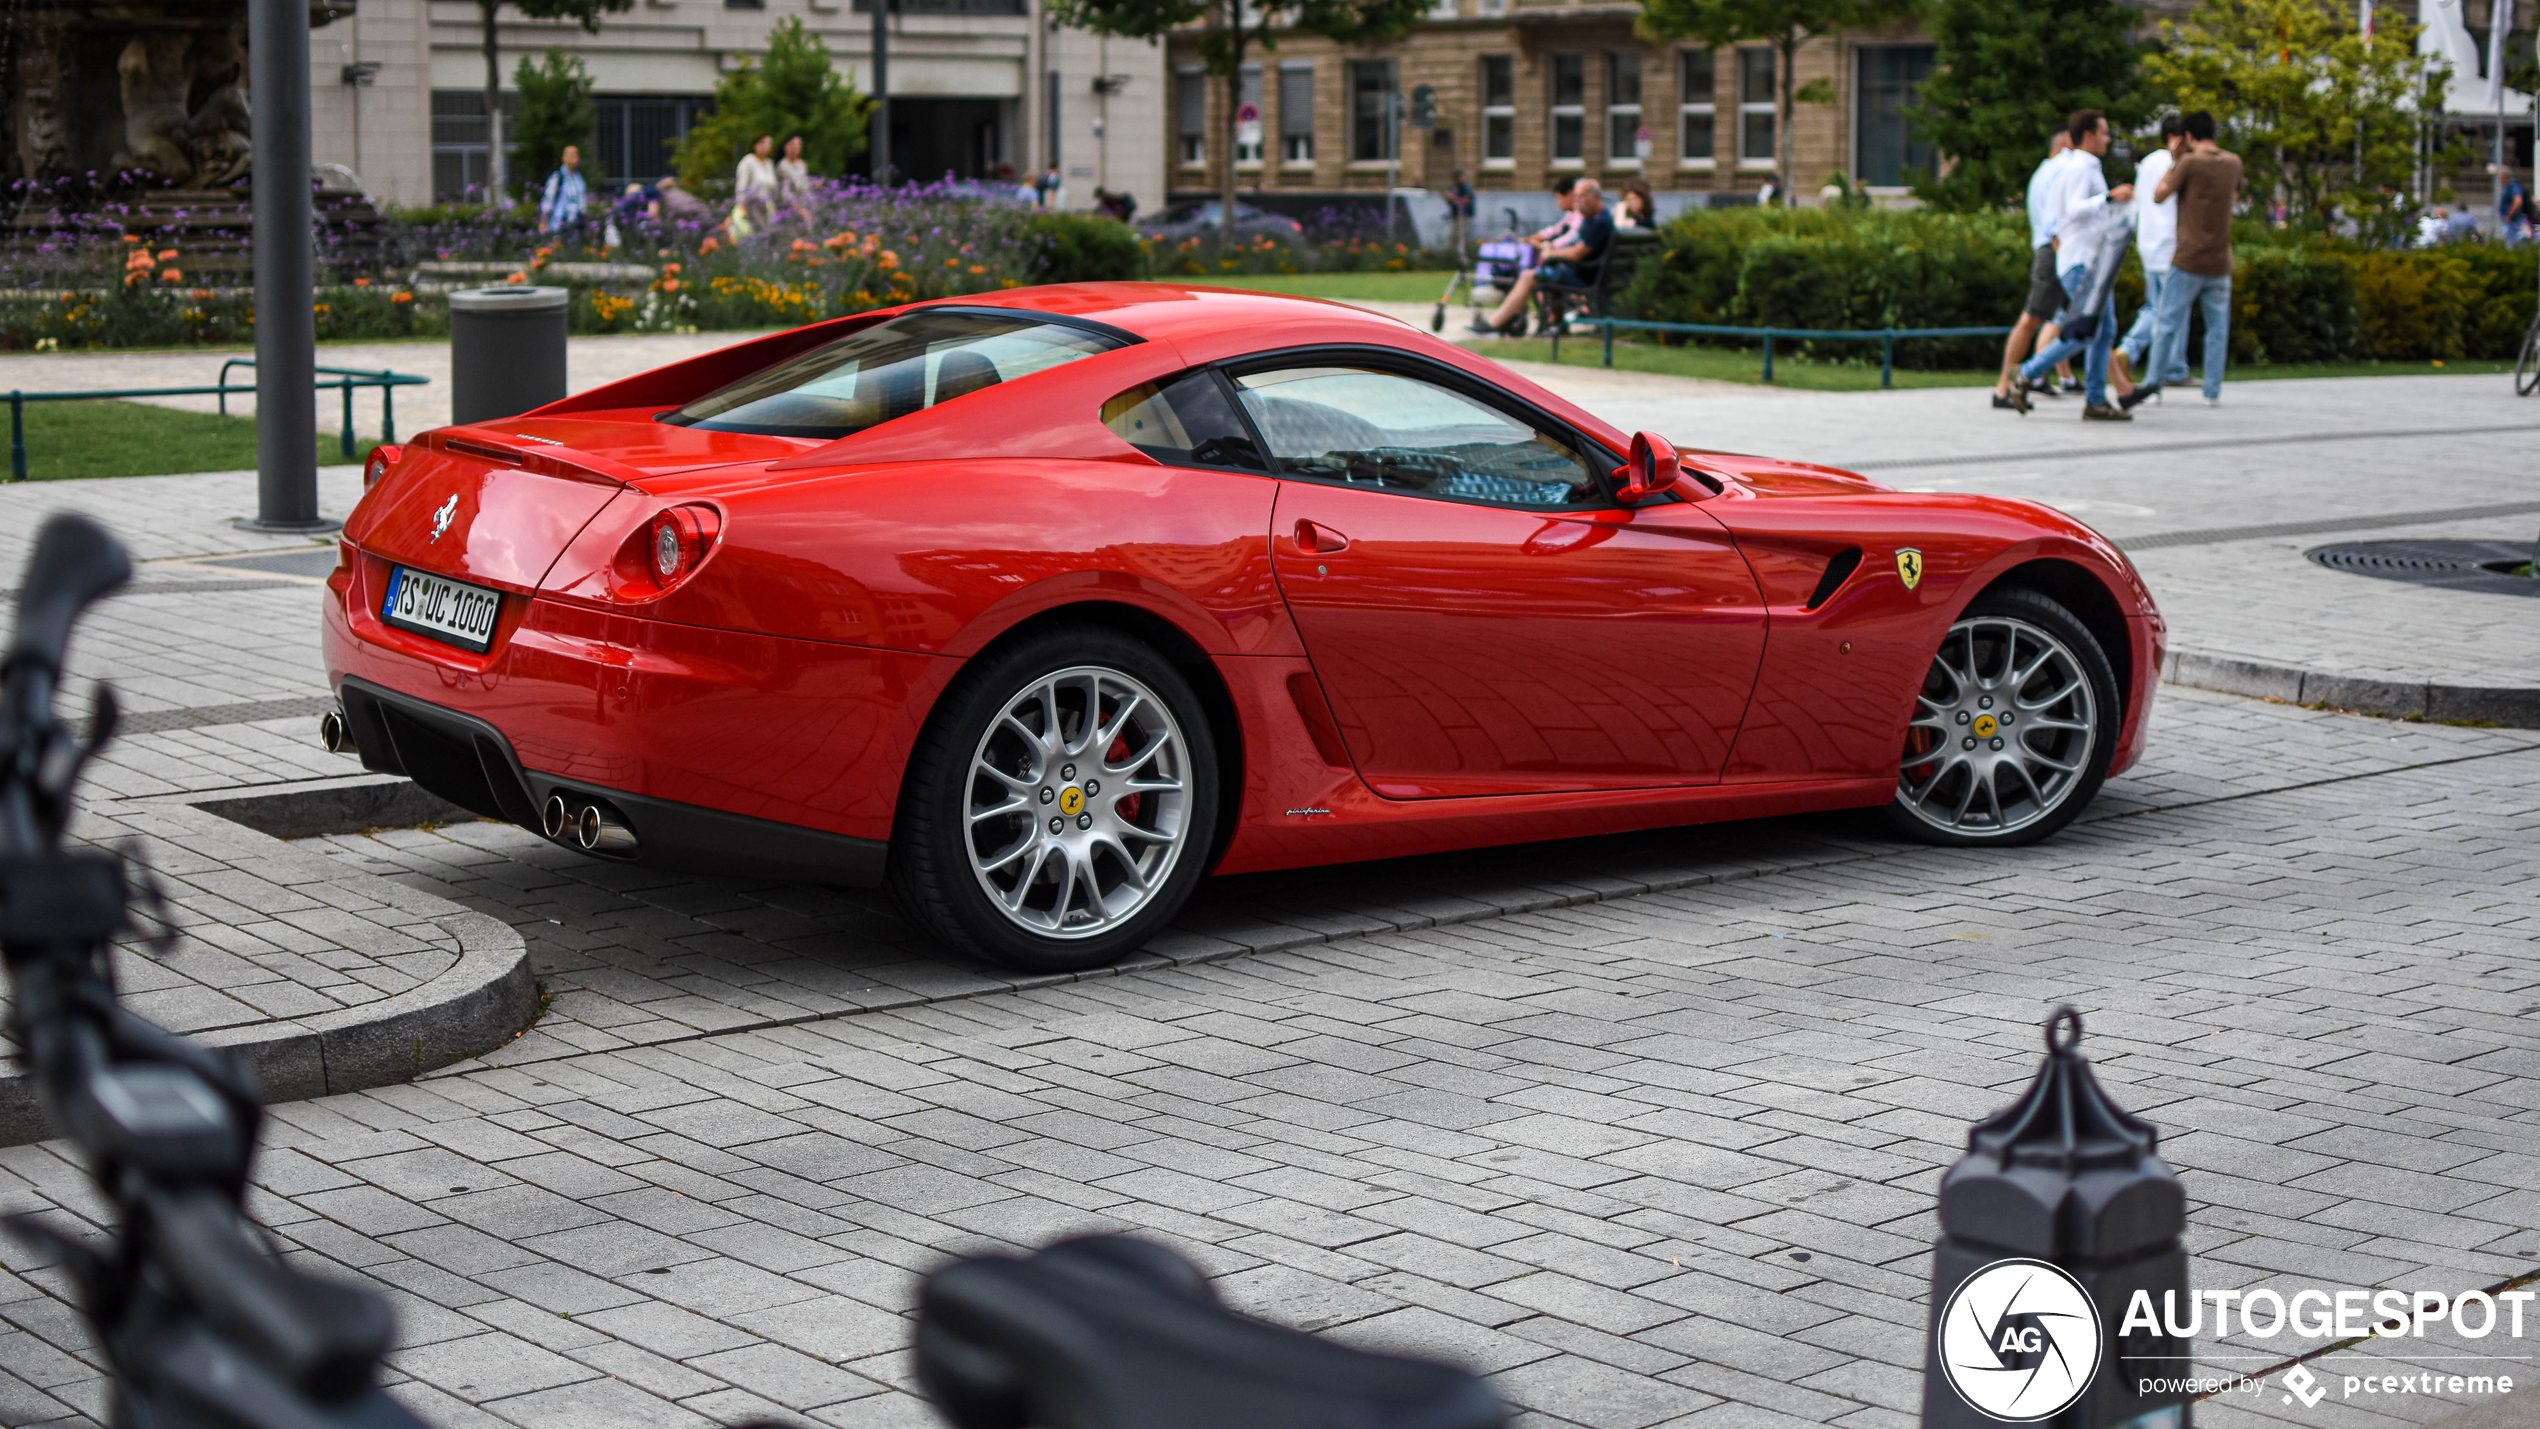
[2016, 110, 2135, 420]
[2151, 111, 2243, 405]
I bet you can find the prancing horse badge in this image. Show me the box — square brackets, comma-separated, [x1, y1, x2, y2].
[1895, 548, 1924, 591]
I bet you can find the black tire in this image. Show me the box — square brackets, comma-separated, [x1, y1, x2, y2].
[2517, 317, 2540, 397]
[888, 627, 1219, 972]
[1883, 586, 2120, 848]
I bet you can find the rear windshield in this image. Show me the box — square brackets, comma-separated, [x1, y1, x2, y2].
[660, 310, 1127, 439]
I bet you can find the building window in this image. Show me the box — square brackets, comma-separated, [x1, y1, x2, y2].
[1737, 47, 1775, 167]
[1854, 44, 1935, 187]
[594, 94, 712, 185]
[1477, 0, 1504, 14]
[1606, 51, 1642, 163]
[1481, 55, 1514, 165]
[1280, 63, 1316, 164]
[1427, 0, 1458, 16]
[1177, 65, 1207, 167]
[1678, 49, 1714, 167]
[431, 89, 516, 201]
[1349, 59, 1394, 163]
[1237, 64, 1264, 164]
[726, 0, 763, 9]
[1549, 53, 1584, 164]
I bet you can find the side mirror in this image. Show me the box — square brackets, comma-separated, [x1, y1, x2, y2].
[1615, 431, 1681, 505]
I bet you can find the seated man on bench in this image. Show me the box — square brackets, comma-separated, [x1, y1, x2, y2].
[1471, 179, 1612, 337]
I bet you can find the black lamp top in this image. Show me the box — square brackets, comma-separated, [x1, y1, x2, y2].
[1967, 1007, 2158, 1174]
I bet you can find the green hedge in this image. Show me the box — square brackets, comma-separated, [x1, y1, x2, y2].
[1618, 209, 2539, 369]
[1024, 212, 1147, 284]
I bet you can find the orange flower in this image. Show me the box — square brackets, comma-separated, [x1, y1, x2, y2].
[506, 271, 527, 283]
[353, 276, 372, 286]
[123, 234, 141, 244]
[159, 268, 182, 282]
[967, 264, 986, 275]
[791, 238, 814, 252]
[944, 257, 958, 268]
[661, 279, 681, 292]
[663, 262, 682, 275]
[699, 237, 720, 254]
[391, 291, 414, 304]
[157, 248, 178, 261]
[876, 250, 898, 268]
[823, 232, 851, 250]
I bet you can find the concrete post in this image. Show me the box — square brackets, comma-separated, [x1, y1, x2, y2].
[246, 0, 329, 533]
[871, 0, 892, 183]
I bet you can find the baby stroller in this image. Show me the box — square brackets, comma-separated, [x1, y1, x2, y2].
[1431, 207, 1535, 338]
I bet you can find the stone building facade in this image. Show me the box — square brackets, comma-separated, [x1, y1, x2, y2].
[301, 0, 1164, 210]
[1162, 7, 1942, 224]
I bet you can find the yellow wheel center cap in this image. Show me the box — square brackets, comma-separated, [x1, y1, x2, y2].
[1972, 714, 1998, 739]
[1058, 787, 1086, 816]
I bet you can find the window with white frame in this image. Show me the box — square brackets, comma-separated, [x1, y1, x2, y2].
[1606, 51, 1642, 163]
[1349, 59, 1395, 162]
[1177, 65, 1207, 166]
[1737, 48, 1775, 167]
[1279, 63, 1315, 164]
[1481, 55, 1514, 165]
[1549, 53, 1584, 164]
[1236, 64, 1264, 164]
[1677, 49, 1714, 166]
[1427, 0, 1457, 17]
[1476, 0, 1504, 14]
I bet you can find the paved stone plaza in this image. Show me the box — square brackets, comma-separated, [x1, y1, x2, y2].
[0, 348, 2533, 1429]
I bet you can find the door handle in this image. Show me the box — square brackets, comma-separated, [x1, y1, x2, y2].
[1294, 519, 1350, 555]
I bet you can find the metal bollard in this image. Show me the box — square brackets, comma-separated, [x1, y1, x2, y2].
[1921, 1007, 2195, 1429]
[448, 286, 568, 426]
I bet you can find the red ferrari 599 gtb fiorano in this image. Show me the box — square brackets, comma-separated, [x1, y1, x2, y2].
[324, 283, 2163, 971]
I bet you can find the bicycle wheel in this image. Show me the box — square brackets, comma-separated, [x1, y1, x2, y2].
[2517, 316, 2540, 396]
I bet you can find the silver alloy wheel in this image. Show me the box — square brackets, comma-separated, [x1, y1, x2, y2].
[1895, 614, 2098, 837]
[965, 664, 1193, 939]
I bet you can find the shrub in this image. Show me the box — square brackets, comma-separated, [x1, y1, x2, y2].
[1026, 213, 1146, 283]
[2228, 247, 2356, 364]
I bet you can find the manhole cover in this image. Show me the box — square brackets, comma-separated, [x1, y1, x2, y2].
[2306, 540, 2540, 597]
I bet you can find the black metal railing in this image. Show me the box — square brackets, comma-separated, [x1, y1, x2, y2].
[1553, 316, 2016, 387]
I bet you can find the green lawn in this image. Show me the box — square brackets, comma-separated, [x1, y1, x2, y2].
[1463, 336, 2520, 392]
[1183, 270, 1461, 303]
[11, 399, 379, 480]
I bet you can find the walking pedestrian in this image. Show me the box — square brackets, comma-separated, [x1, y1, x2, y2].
[1994, 130, 2075, 413]
[731, 133, 777, 236]
[2114, 114, 2188, 403]
[537, 144, 588, 237]
[1445, 168, 1476, 254]
[2151, 110, 2244, 407]
[2501, 167, 2531, 244]
[775, 135, 813, 220]
[2013, 110, 2137, 421]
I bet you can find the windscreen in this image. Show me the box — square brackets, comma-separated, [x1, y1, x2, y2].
[661, 310, 1127, 439]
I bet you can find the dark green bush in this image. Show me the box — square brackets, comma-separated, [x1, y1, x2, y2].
[1026, 213, 1147, 284]
[1618, 207, 2538, 367]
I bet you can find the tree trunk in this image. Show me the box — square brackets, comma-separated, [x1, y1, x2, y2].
[1776, 30, 1796, 206]
[483, 0, 506, 199]
[1219, 1, 1246, 258]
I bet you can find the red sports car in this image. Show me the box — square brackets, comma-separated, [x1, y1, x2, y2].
[325, 284, 2163, 971]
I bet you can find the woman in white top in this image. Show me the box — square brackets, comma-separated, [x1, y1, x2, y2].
[775, 135, 813, 220]
[732, 133, 778, 235]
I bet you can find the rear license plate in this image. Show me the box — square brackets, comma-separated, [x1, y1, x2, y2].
[381, 566, 501, 652]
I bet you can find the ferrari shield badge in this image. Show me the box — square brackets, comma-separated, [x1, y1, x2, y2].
[1895, 548, 1925, 591]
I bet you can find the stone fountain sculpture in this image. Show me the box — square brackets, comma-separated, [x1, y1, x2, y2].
[6, 0, 351, 187]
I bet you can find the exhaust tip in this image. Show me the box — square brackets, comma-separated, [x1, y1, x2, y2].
[542, 793, 570, 840]
[318, 709, 354, 755]
[576, 801, 637, 854]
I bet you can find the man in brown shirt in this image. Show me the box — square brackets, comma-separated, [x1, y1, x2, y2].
[2150, 111, 2244, 405]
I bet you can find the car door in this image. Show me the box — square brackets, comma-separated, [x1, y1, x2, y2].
[1234, 356, 1767, 799]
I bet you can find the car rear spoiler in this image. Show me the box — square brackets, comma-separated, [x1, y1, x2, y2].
[524, 309, 898, 418]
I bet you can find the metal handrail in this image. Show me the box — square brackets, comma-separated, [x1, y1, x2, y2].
[1550, 316, 2018, 387]
[6, 368, 430, 482]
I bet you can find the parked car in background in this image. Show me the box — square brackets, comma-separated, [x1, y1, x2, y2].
[1137, 201, 1304, 242]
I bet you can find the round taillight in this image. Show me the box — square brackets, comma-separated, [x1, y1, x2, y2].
[364, 443, 403, 487]
[653, 519, 682, 578]
[641, 504, 719, 591]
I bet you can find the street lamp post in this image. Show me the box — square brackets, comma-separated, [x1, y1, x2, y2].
[247, 0, 328, 533]
[871, 0, 892, 183]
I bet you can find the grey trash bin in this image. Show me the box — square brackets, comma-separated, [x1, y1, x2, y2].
[449, 285, 568, 426]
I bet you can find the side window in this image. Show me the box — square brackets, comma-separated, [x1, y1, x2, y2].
[1230, 366, 1601, 509]
[1102, 371, 1267, 471]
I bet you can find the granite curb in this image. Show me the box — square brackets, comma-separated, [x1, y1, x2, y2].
[0, 803, 539, 1148]
[2166, 649, 2540, 727]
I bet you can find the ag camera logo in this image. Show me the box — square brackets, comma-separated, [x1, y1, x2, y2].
[1938, 1258, 2104, 1421]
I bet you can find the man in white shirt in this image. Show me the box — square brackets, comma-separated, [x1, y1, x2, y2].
[2115, 115, 2187, 395]
[1995, 131, 2076, 411]
[2013, 110, 2138, 420]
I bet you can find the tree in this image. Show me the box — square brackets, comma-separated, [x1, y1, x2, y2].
[2144, 0, 2450, 235]
[1907, 0, 2143, 212]
[672, 18, 872, 197]
[508, 49, 599, 201]
[1050, 0, 1429, 244]
[1637, 0, 1923, 205]
[475, 0, 632, 198]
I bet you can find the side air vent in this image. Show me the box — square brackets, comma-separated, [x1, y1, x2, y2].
[1804, 547, 1863, 610]
[445, 438, 523, 465]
